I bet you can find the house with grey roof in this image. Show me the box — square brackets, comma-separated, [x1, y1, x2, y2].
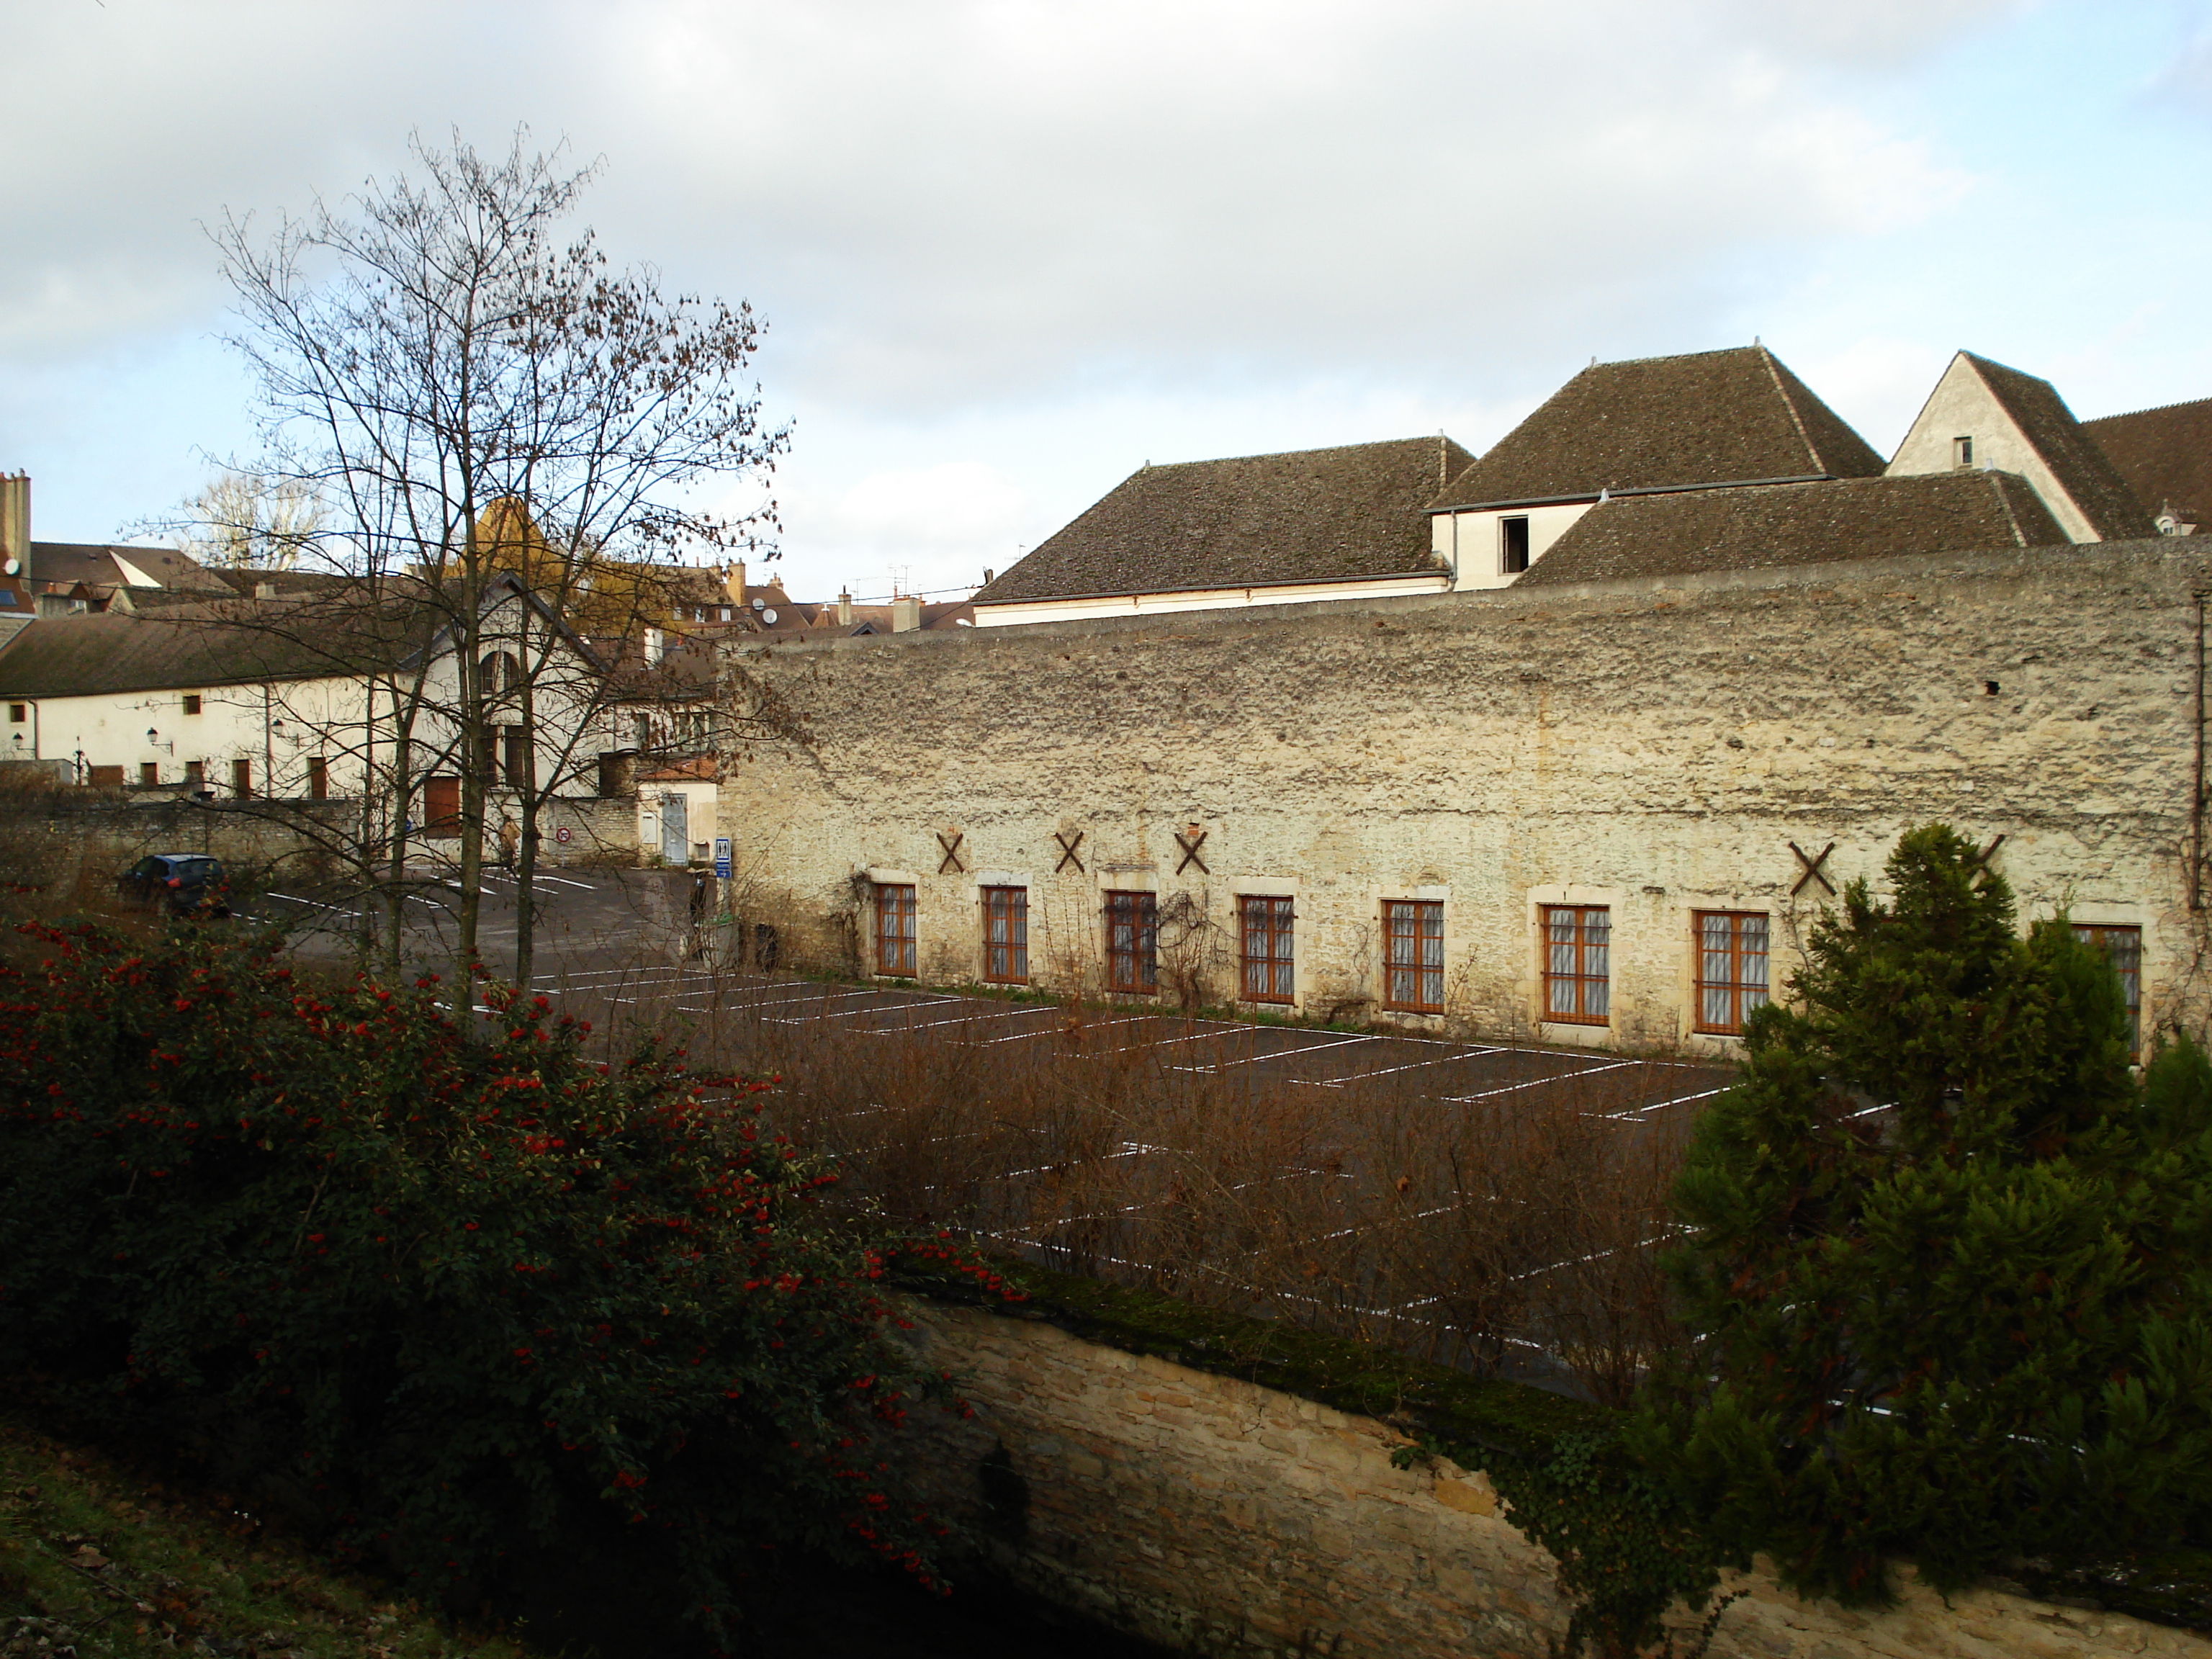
[0, 576, 607, 860]
[2083, 395, 2212, 536]
[1426, 343, 1887, 589]
[1886, 351, 2152, 543]
[1516, 469, 2068, 589]
[0, 474, 234, 639]
[969, 436, 1473, 627]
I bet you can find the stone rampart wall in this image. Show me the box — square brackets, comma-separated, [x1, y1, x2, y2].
[907, 1298, 2212, 1659]
[721, 539, 2212, 1051]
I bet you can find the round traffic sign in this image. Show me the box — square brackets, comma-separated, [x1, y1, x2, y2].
[554, 825, 572, 844]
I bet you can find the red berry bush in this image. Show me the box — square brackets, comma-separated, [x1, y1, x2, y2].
[0, 923, 1001, 1640]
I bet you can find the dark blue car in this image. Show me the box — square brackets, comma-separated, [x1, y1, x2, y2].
[117, 853, 231, 917]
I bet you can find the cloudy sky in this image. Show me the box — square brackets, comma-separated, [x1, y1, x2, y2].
[3, 0, 2208, 601]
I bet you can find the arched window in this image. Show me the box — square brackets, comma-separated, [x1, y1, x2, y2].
[480, 650, 522, 698]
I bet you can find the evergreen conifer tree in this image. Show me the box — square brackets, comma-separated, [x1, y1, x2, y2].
[1633, 824, 2212, 1601]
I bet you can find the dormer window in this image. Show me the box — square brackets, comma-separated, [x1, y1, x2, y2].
[1501, 516, 1532, 575]
[1952, 436, 1974, 469]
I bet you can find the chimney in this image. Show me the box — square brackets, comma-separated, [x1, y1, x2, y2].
[724, 560, 747, 607]
[892, 595, 922, 633]
[837, 589, 853, 627]
[982, 567, 994, 586]
[0, 475, 27, 580]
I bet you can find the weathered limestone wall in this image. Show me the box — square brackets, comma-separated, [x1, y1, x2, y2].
[21, 796, 362, 891]
[719, 537, 2212, 1052]
[907, 1298, 2212, 1659]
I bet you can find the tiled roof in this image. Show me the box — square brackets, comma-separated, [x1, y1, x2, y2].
[30, 541, 230, 593]
[1432, 345, 1884, 509]
[0, 583, 450, 698]
[1516, 470, 2068, 587]
[1962, 354, 2154, 541]
[2082, 395, 2212, 528]
[972, 436, 1472, 605]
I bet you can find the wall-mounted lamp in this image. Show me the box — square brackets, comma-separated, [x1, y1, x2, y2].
[145, 727, 174, 753]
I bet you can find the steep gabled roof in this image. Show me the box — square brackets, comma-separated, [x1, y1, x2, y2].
[30, 541, 230, 593]
[2083, 395, 2212, 527]
[1956, 354, 2153, 541]
[1432, 345, 1884, 509]
[972, 436, 1471, 606]
[1516, 470, 2068, 588]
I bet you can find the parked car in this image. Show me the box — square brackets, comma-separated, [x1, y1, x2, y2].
[116, 853, 231, 917]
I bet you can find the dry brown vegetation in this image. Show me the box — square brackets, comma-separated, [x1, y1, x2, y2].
[644, 986, 1699, 1407]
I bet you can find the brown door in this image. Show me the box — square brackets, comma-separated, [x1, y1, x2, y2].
[231, 758, 253, 799]
[423, 775, 461, 835]
[307, 756, 328, 801]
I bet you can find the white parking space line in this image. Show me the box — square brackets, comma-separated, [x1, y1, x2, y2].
[1601, 1085, 1729, 1120]
[1169, 1033, 1380, 1072]
[1290, 1046, 1507, 1087]
[986, 1012, 1138, 1044]
[1439, 1058, 1639, 1103]
[871, 1004, 1061, 1034]
[765, 997, 968, 1026]
[266, 892, 364, 920]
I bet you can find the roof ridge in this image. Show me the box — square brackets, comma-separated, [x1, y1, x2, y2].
[1987, 472, 2032, 547]
[1755, 345, 1822, 475]
[1143, 434, 1469, 473]
[2083, 394, 2212, 426]
[1575, 343, 1761, 371]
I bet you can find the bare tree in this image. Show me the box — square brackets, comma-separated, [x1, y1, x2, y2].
[213, 127, 787, 994]
[172, 469, 325, 570]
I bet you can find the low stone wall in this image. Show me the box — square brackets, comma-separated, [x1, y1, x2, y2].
[537, 795, 640, 868]
[905, 1298, 2212, 1659]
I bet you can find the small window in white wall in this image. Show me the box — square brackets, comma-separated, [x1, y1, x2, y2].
[1501, 516, 1532, 575]
[1952, 436, 1974, 469]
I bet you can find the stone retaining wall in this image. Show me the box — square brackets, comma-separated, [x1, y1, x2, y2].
[906, 1298, 2212, 1659]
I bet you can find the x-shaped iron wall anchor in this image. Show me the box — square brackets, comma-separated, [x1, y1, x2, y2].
[937, 831, 966, 875]
[1789, 840, 1837, 897]
[1174, 827, 1209, 874]
[1055, 830, 1086, 873]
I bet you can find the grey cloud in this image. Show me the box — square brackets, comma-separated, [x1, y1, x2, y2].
[4, 0, 1987, 408]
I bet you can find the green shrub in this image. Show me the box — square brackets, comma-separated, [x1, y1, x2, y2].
[0, 923, 1004, 1641]
[1635, 825, 2212, 1603]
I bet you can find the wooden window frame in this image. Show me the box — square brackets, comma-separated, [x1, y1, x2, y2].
[87, 764, 125, 788]
[138, 762, 158, 788]
[1693, 910, 1770, 1036]
[6, 703, 22, 724]
[875, 882, 917, 977]
[183, 760, 203, 786]
[1238, 894, 1295, 1004]
[181, 694, 202, 716]
[1105, 890, 1158, 995]
[1501, 515, 1531, 575]
[1382, 899, 1445, 1013]
[2073, 922, 2142, 1057]
[1542, 904, 1611, 1025]
[981, 886, 1028, 984]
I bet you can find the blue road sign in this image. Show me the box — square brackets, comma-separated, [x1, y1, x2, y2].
[713, 836, 732, 878]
